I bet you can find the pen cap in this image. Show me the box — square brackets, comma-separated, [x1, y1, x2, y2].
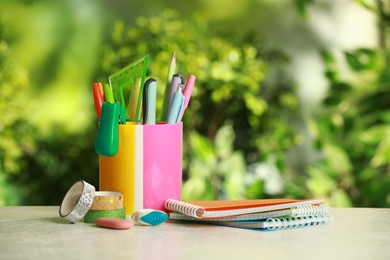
[95, 102, 120, 156]
[104, 84, 115, 104]
[143, 79, 157, 125]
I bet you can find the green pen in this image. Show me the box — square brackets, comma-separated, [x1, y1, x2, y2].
[104, 84, 115, 103]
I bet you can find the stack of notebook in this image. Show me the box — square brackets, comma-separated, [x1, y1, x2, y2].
[165, 198, 333, 231]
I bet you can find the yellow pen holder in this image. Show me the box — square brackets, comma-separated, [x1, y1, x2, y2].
[99, 123, 137, 214]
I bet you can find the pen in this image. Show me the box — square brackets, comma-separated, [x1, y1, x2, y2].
[167, 74, 183, 113]
[178, 74, 196, 121]
[166, 85, 185, 124]
[92, 82, 105, 119]
[104, 83, 115, 104]
[96, 82, 104, 99]
[160, 52, 176, 121]
[143, 78, 157, 125]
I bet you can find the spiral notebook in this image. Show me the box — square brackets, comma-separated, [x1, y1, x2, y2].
[165, 198, 325, 219]
[192, 215, 333, 231]
[169, 204, 331, 221]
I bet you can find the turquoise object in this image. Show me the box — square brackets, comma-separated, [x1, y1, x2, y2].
[132, 209, 169, 226]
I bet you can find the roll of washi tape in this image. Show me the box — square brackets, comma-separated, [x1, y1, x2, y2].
[84, 208, 126, 223]
[89, 191, 124, 210]
[59, 180, 95, 223]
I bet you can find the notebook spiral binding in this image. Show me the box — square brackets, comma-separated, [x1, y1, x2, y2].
[265, 215, 334, 231]
[165, 199, 205, 218]
[291, 204, 331, 217]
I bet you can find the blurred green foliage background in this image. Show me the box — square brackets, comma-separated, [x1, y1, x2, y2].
[0, 0, 389, 207]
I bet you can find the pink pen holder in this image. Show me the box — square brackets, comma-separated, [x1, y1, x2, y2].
[99, 123, 182, 214]
[142, 123, 182, 210]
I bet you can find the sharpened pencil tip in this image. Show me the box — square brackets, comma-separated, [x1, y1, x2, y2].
[170, 52, 176, 66]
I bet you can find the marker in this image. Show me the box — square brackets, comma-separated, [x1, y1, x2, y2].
[160, 52, 176, 121]
[143, 78, 157, 125]
[104, 84, 115, 104]
[178, 74, 196, 121]
[92, 82, 105, 119]
[166, 85, 184, 124]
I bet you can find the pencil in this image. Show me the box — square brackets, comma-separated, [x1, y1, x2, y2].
[160, 52, 176, 121]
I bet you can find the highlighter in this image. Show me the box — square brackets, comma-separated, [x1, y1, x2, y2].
[178, 74, 196, 121]
[92, 82, 105, 119]
[104, 84, 115, 104]
[95, 102, 120, 156]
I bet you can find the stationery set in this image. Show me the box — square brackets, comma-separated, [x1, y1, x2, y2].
[58, 53, 333, 232]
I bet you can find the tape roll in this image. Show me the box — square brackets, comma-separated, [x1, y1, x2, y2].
[84, 208, 126, 223]
[59, 180, 95, 223]
[89, 191, 124, 210]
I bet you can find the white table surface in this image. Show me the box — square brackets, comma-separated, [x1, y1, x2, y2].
[0, 207, 389, 260]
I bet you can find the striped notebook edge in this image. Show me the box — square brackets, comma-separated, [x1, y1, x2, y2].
[165, 198, 326, 218]
[171, 214, 334, 231]
[169, 209, 293, 221]
[169, 204, 331, 221]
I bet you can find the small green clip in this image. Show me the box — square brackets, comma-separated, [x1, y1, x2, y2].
[95, 102, 120, 156]
[120, 106, 127, 124]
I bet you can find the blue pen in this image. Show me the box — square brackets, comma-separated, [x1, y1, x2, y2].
[143, 78, 157, 125]
[166, 85, 185, 124]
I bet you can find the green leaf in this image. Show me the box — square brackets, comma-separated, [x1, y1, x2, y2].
[189, 131, 216, 163]
[323, 95, 342, 106]
[294, 0, 314, 19]
[371, 137, 390, 168]
[330, 189, 353, 207]
[324, 143, 352, 174]
[345, 49, 378, 71]
[182, 177, 206, 201]
[214, 123, 234, 160]
[321, 49, 335, 66]
[307, 166, 338, 196]
[359, 125, 390, 144]
[220, 152, 246, 199]
[324, 70, 338, 81]
[246, 179, 264, 199]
